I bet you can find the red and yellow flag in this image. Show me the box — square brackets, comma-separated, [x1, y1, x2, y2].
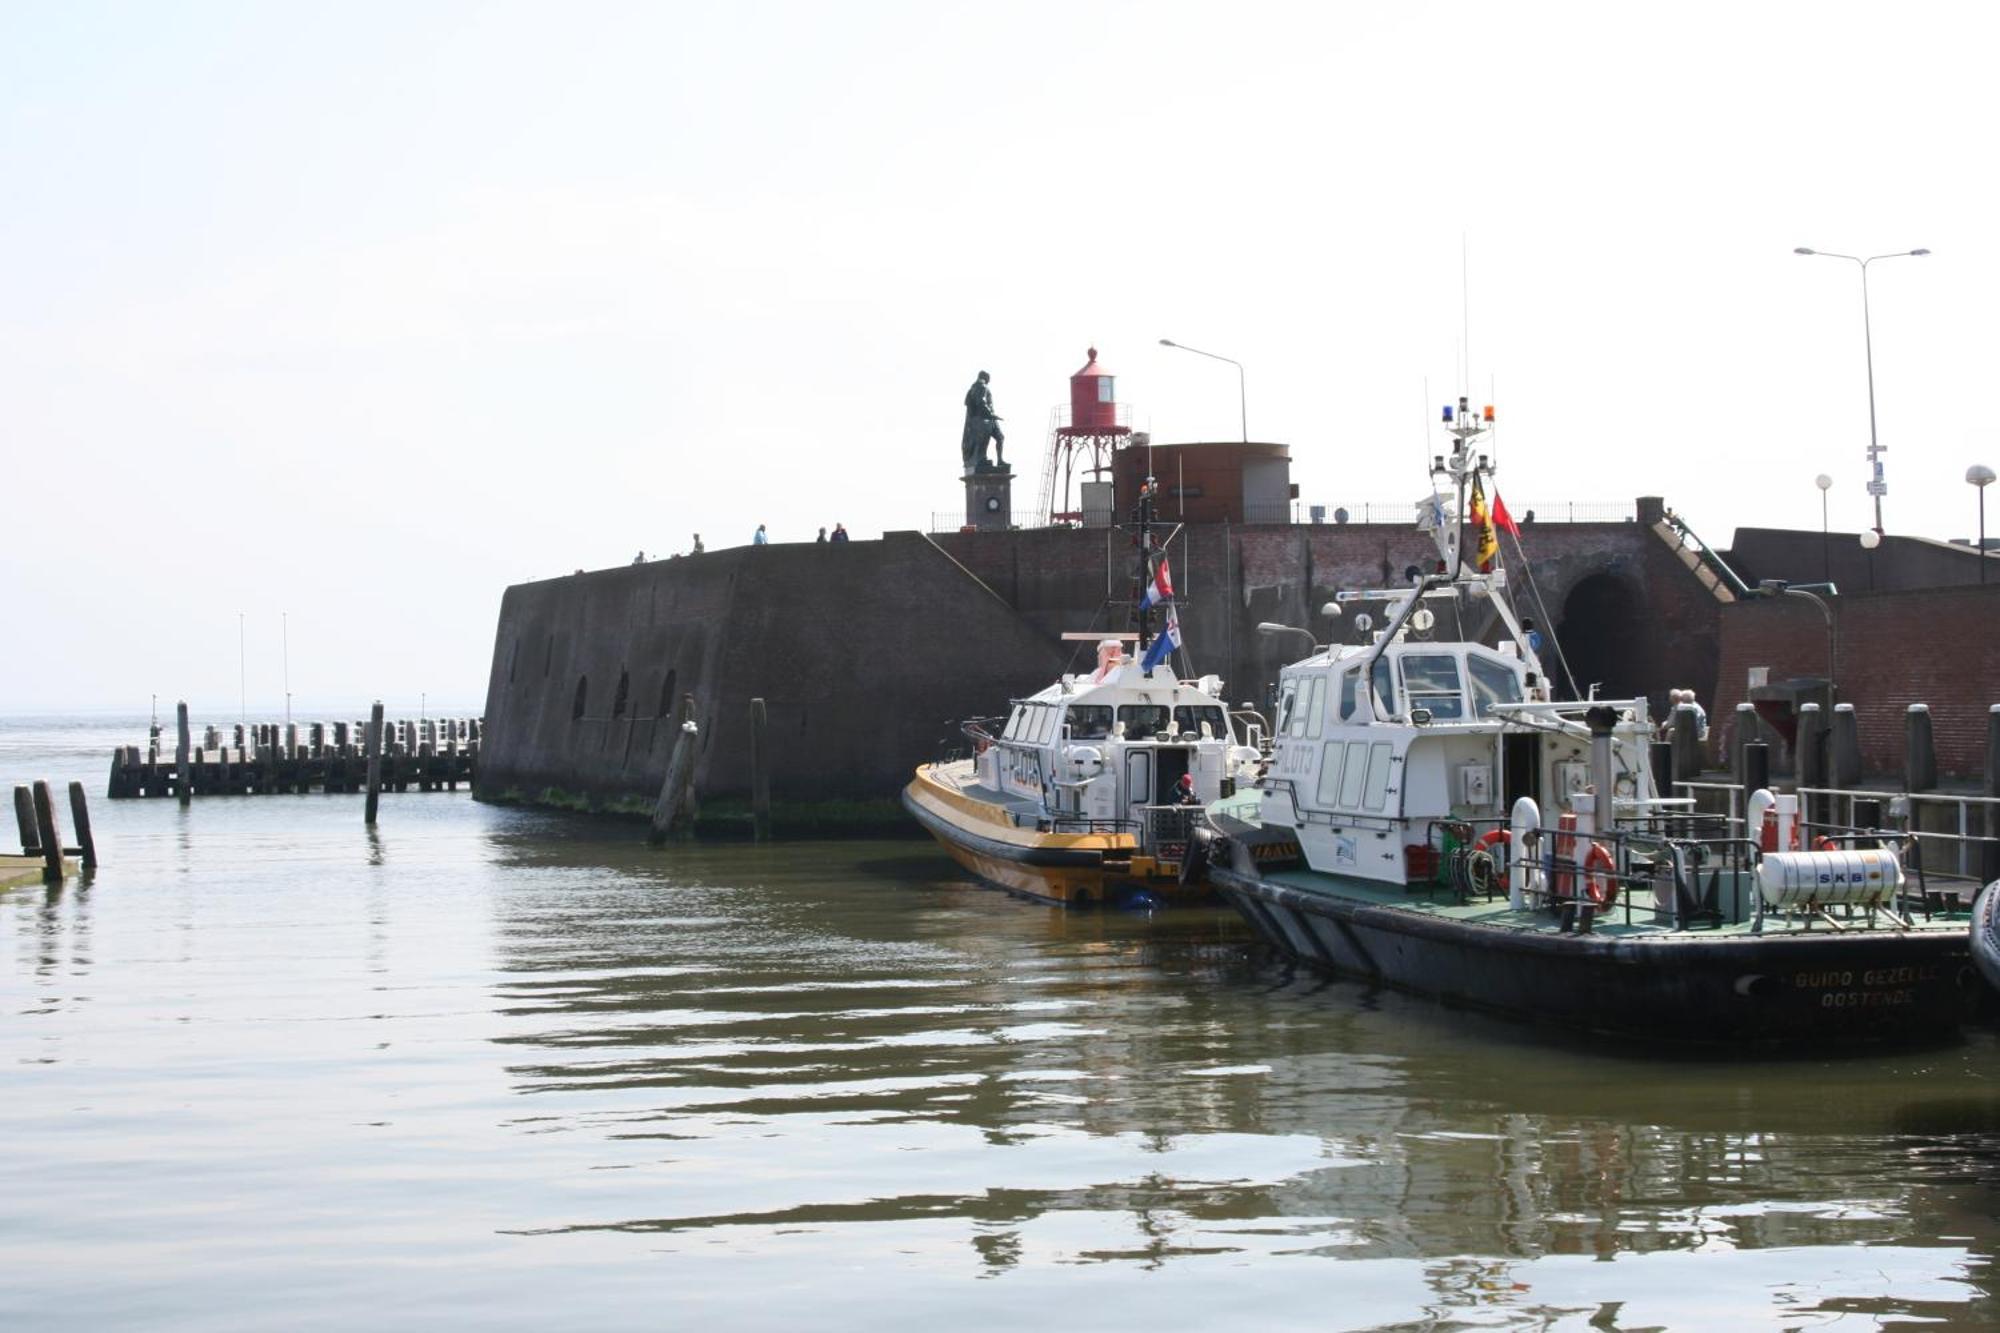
[1470, 475, 1499, 572]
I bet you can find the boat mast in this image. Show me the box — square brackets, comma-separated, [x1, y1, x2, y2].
[1131, 476, 1155, 652]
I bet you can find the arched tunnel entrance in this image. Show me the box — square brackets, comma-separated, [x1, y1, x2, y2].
[1552, 572, 1650, 701]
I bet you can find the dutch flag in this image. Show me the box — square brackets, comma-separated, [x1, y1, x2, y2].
[1142, 604, 1182, 673]
[1140, 555, 1174, 610]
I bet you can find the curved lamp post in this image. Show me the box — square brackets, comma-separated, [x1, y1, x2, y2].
[1756, 579, 1837, 704]
[1793, 246, 1930, 538]
[1159, 338, 1247, 443]
[1971, 463, 1996, 584]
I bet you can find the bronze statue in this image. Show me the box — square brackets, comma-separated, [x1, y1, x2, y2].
[961, 370, 1005, 473]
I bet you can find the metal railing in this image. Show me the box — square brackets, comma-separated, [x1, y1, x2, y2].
[1676, 777, 1997, 896]
[932, 500, 1642, 533]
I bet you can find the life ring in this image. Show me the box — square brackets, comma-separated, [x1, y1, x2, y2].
[1472, 828, 1511, 891]
[1813, 835, 1838, 852]
[1581, 841, 1618, 907]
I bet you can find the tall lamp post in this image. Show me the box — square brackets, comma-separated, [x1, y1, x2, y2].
[1793, 246, 1930, 537]
[1971, 464, 1997, 585]
[1814, 473, 1833, 586]
[1159, 339, 1247, 443]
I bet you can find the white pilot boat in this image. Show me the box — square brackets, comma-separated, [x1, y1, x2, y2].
[904, 485, 1262, 907]
[1201, 398, 1979, 1045]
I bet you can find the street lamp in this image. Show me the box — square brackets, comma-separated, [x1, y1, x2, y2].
[1159, 339, 1247, 443]
[1793, 246, 1930, 538]
[1971, 464, 1997, 585]
[1814, 473, 1832, 586]
[1256, 621, 1317, 654]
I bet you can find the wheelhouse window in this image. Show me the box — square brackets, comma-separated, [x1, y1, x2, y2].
[1004, 706, 1026, 740]
[1338, 668, 1359, 722]
[1172, 704, 1226, 738]
[1401, 653, 1466, 720]
[1036, 704, 1060, 744]
[1304, 677, 1326, 738]
[1370, 658, 1396, 717]
[1469, 655, 1524, 718]
[1275, 680, 1298, 734]
[1287, 677, 1319, 739]
[1117, 704, 1171, 740]
[1067, 705, 1113, 739]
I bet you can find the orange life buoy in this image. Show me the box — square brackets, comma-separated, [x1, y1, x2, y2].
[1813, 834, 1838, 852]
[1473, 828, 1511, 891]
[1581, 841, 1618, 907]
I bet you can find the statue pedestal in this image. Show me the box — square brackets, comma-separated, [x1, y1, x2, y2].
[964, 467, 1013, 532]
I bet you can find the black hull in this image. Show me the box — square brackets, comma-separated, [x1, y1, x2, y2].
[1211, 863, 1981, 1047]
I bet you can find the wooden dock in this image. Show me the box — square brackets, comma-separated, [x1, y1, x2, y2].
[108, 717, 479, 799]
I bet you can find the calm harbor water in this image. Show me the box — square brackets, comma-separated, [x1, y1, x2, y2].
[6, 717, 2000, 1330]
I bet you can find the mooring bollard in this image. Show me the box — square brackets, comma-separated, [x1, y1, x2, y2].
[67, 782, 97, 871]
[750, 697, 771, 842]
[176, 702, 192, 808]
[364, 700, 385, 825]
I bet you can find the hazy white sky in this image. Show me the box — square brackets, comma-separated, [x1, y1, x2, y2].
[4, 1, 1995, 714]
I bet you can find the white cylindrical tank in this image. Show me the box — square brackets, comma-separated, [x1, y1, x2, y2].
[1756, 849, 1903, 908]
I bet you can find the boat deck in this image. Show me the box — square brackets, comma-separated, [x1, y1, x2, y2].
[1240, 863, 1971, 940]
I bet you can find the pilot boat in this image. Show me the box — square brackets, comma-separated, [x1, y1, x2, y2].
[1201, 399, 1978, 1045]
[904, 484, 1261, 907]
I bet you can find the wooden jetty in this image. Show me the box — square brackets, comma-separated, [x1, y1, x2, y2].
[108, 715, 480, 799]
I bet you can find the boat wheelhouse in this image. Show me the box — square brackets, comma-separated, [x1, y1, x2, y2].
[905, 644, 1259, 906]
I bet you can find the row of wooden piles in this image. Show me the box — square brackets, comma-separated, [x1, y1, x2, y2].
[108, 707, 481, 799]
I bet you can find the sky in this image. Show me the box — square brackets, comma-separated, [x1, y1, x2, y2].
[4, 1, 1997, 715]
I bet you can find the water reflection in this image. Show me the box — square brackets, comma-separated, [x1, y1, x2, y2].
[5, 733, 2000, 1330]
[477, 836, 2000, 1323]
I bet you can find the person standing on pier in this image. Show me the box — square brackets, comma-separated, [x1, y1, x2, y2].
[831, 523, 849, 543]
[692, 534, 704, 554]
[816, 527, 827, 543]
[753, 525, 768, 546]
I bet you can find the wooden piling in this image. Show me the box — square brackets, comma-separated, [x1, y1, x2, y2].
[176, 701, 192, 807]
[31, 781, 63, 880]
[14, 785, 39, 855]
[750, 697, 771, 841]
[1904, 703, 1937, 793]
[1797, 701, 1825, 833]
[1669, 706, 1702, 784]
[649, 693, 699, 843]
[1830, 703, 1862, 788]
[1728, 696, 1760, 788]
[364, 700, 385, 825]
[67, 782, 97, 871]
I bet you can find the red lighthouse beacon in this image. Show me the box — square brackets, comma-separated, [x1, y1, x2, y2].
[1036, 347, 1133, 526]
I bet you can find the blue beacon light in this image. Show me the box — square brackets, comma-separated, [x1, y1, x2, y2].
[1441, 404, 1454, 423]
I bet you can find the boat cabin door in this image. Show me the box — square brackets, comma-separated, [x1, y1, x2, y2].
[1502, 733, 1541, 810]
[1126, 746, 1189, 819]
[1123, 749, 1152, 821]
